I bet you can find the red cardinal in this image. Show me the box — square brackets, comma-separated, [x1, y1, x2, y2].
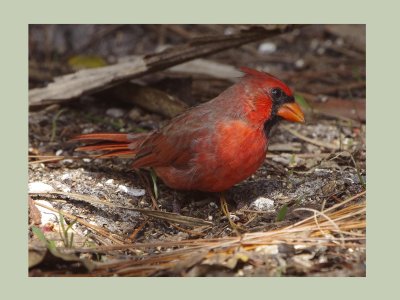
[74, 67, 304, 193]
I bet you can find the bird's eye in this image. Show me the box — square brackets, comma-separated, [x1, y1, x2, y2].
[271, 88, 282, 98]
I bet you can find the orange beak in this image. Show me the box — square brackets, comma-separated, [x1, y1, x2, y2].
[277, 102, 305, 123]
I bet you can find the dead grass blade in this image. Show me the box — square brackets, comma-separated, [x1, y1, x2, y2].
[51, 191, 365, 276]
[281, 124, 340, 150]
[30, 191, 212, 227]
[33, 201, 126, 245]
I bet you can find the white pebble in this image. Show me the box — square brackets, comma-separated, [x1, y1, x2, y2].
[55, 149, 63, 156]
[60, 173, 70, 181]
[251, 197, 275, 211]
[255, 245, 279, 255]
[335, 38, 344, 46]
[128, 188, 146, 197]
[295, 59, 305, 69]
[83, 158, 91, 163]
[28, 182, 54, 193]
[317, 47, 326, 55]
[128, 108, 141, 120]
[62, 186, 71, 193]
[118, 185, 145, 197]
[105, 179, 114, 185]
[258, 42, 277, 54]
[34, 200, 58, 224]
[209, 202, 218, 209]
[106, 108, 124, 118]
[118, 185, 128, 193]
[82, 128, 95, 134]
[315, 168, 333, 176]
[224, 27, 235, 35]
[310, 39, 319, 50]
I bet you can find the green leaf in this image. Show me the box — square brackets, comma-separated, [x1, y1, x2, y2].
[32, 226, 47, 243]
[294, 94, 312, 111]
[276, 204, 288, 222]
[150, 169, 159, 199]
[32, 226, 57, 253]
[68, 55, 107, 69]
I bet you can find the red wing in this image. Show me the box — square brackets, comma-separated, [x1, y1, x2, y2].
[132, 110, 212, 169]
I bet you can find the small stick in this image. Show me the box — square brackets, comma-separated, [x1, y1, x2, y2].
[281, 124, 339, 150]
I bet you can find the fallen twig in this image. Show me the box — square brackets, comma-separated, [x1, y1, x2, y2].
[29, 25, 304, 107]
[30, 191, 212, 227]
[281, 124, 340, 150]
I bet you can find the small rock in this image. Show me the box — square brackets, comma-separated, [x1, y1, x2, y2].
[294, 244, 308, 251]
[294, 58, 305, 69]
[255, 245, 279, 255]
[318, 255, 328, 264]
[224, 27, 235, 35]
[317, 47, 326, 55]
[335, 38, 344, 46]
[251, 197, 275, 211]
[118, 185, 146, 197]
[82, 128, 95, 134]
[272, 154, 303, 167]
[344, 174, 366, 185]
[55, 149, 63, 156]
[34, 200, 58, 224]
[106, 108, 124, 118]
[105, 179, 114, 185]
[28, 182, 54, 193]
[128, 108, 142, 120]
[310, 39, 319, 50]
[60, 173, 70, 181]
[258, 42, 277, 54]
[314, 168, 333, 176]
[118, 185, 128, 193]
[62, 186, 71, 193]
[292, 254, 314, 269]
[209, 202, 218, 209]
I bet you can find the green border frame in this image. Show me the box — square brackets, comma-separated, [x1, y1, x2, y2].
[1, 0, 397, 298]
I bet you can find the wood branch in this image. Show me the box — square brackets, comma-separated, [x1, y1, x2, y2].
[99, 82, 189, 118]
[29, 25, 304, 107]
[168, 58, 241, 82]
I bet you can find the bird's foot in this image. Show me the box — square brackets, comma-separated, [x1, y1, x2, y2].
[219, 192, 243, 234]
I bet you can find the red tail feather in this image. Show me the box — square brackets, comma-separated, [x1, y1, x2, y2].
[72, 133, 131, 142]
[97, 150, 137, 158]
[75, 144, 134, 152]
[73, 132, 149, 159]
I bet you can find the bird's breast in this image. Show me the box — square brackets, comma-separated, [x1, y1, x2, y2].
[192, 120, 267, 191]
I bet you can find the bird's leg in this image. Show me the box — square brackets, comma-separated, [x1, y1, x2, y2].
[219, 192, 240, 233]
